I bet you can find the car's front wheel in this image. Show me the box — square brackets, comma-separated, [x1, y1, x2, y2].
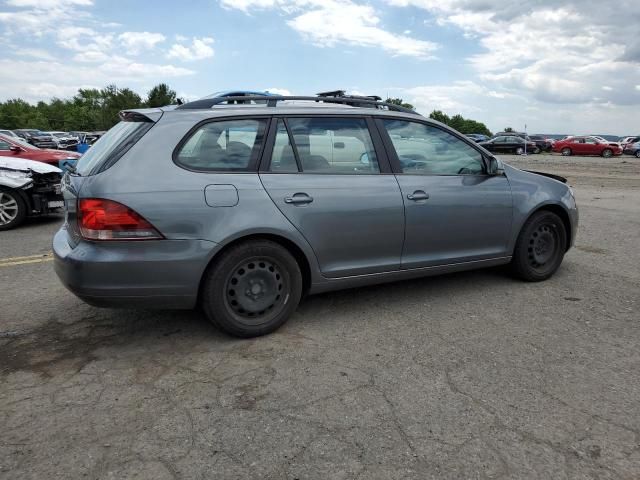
[0, 187, 26, 231]
[511, 210, 567, 282]
[516, 147, 524, 155]
[201, 240, 303, 338]
[533, 146, 541, 154]
[601, 148, 613, 158]
[635, 150, 640, 158]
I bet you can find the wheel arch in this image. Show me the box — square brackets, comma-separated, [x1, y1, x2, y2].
[523, 203, 573, 252]
[197, 232, 313, 305]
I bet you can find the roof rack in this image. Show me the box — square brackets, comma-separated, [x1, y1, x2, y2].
[175, 94, 419, 115]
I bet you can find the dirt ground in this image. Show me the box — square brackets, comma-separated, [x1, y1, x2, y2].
[1, 154, 639, 479]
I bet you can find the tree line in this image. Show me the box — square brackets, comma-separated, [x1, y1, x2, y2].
[0, 84, 177, 132]
[0, 87, 492, 137]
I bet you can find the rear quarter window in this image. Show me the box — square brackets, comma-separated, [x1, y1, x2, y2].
[175, 119, 268, 172]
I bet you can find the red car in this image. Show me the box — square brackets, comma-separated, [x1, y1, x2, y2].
[552, 136, 622, 158]
[0, 133, 81, 166]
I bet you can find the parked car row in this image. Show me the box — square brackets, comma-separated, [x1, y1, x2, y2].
[0, 133, 81, 166]
[465, 131, 639, 158]
[0, 128, 106, 151]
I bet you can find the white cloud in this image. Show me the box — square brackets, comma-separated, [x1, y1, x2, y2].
[118, 31, 166, 55]
[7, 0, 92, 6]
[386, 0, 640, 106]
[14, 48, 55, 60]
[220, 0, 437, 58]
[167, 37, 215, 61]
[264, 87, 292, 96]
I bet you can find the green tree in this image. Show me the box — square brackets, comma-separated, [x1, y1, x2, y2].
[428, 110, 492, 136]
[146, 83, 177, 107]
[428, 110, 451, 125]
[385, 98, 414, 110]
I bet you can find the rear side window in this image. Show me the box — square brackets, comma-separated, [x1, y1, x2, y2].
[271, 117, 379, 174]
[75, 120, 153, 176]
[176, 119, 267, 172]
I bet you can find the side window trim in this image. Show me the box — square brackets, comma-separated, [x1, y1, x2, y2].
[282, 118, 303, 172]
[172, 115, 270, 173]
[374, 117, 489, 176]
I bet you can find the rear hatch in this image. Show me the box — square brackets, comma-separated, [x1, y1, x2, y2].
[62, 109, 161, 245]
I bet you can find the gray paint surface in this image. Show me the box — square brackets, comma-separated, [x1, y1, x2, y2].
[54, 105, 578, 308]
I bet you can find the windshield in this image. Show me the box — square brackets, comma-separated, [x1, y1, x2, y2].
[74, 120, 153, 176]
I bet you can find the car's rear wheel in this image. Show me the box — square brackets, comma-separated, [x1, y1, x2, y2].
[635, 151, 640, 158]
[561, 147, 572, 156]
[601, 148, 613, 158]
[533, 146, 541, 154]
[201, 240, 302, 338]
[0, 188, 26, 231]
[511, 210, 567, 282]
[516, 147, 524, 155]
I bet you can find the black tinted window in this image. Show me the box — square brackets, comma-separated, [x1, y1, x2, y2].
[176, 119, 267, 172]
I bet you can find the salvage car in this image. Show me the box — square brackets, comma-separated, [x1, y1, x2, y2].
[478, 135, 538, 154]
[0, 134, 81, 166]
[623, 141, 640, 158]
[47, 131, 80, 150]
[552, 136, 622, 157]
[14, 129, 57, 149]
[0, 157, 63, 230]
[53, 93, 578, 338]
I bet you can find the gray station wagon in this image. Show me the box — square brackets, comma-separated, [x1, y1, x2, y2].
[53, 94, 578, 337]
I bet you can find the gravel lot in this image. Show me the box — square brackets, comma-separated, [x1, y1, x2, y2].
[1, 154, 639, 479]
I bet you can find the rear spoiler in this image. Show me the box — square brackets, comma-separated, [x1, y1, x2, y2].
[524, 170, 567, 183]
[119, 108, 166, 123]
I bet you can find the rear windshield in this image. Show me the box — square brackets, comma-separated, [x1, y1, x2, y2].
[74, 120, 153, 176]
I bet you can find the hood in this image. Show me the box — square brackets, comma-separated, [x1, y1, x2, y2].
[522, 169, 567, 183]
[0, 157, 62, 174]
[31, 149, 81, 159]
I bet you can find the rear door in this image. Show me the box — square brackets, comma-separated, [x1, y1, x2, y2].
[377, 118, 513, 268]
[259, 117, 405, 278]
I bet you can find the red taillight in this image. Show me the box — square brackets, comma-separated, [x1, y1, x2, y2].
[78, 198, 163, 241]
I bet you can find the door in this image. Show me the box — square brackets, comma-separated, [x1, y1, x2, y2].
[571, 137, 587, 155]
[378, 119, 513, 269]
[583, 137, 600, 155]
[260, 117, 405, 278]
[0, 139, 12, 158]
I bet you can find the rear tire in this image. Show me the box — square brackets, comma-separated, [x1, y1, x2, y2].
[533, 146, 541, 154]
[601, 148, 613, 158]
[511, 211, 567, 282]
[201, 240, 302, 338]
[561, 147, 572, 156]
[516, 147, 524, 155]
[0, 187, 27, 231]
[635, 151, 640, 158]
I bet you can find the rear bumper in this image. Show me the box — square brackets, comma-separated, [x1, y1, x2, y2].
[53, 228, 219, 309]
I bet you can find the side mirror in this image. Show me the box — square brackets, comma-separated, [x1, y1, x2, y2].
[487, 156, 504, 175]
[9, 145, 22, 153]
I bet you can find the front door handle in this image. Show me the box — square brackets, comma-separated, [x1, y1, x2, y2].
[284, 193, 314, 205]
[407, 190, 429, 201]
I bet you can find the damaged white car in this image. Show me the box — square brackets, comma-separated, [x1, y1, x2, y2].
[0, 157, 64, 230]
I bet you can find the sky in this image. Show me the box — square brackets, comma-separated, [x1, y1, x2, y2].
[0, 0, 639, 135]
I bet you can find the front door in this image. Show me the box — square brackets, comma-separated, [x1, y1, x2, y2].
[378, 119, 513, 268]
[260, 117, 405, 278]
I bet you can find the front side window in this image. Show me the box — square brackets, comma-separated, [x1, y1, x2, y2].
[585, 137, 597, 144]
[176, 119, 267, 172]
[383, 120, 484, 175]
[285, 118, 379, 174]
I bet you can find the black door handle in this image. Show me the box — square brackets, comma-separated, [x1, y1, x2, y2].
[284, 193, 314, 205]
[407, 190, 429, 201]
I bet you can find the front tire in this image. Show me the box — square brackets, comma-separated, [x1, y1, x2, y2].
[601, 148, 613, 158]
[635, 151, 640, 158]
[201, 240, 302, 338]
[516, 147, 524, 155]
[0, 187, 27, 231]
[533, 146, 541, 154]
[511, 211, 567, 282]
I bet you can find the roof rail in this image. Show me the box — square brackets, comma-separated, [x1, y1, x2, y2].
[175, 94, 419, 115]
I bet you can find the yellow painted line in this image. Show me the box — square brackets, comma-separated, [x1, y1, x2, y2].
[0, 252, 54, 268]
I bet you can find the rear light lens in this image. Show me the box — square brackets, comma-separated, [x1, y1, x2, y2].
[78, 198, 163, 240]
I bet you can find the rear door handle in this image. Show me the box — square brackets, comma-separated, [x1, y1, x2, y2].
[407, 190, 429, 201]
[284, 193, 314, 205]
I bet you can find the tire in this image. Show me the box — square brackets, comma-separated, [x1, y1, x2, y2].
[561, 147, 572, 156]
[601, 148, 613, 158]
[0, 187, 27, 231]
[533, 146, 541, 154]
[516, 147, 524, 155]
[201, 240, 303, 338]
[635, 151, 640, 158]
[511, 211, 567, 282]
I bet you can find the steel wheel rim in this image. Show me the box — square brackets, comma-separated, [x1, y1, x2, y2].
[562, 148, 570, 156]
[225, 257, 288, 325]
[603, 149, 612, 158]
[0, 192, 18, 225]
[516, 147, 524, 155]
[527, 223, 559, 272]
